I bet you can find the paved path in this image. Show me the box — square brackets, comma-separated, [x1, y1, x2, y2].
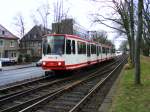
[0, 66, 44, 86]
[2, 63, 35, 71]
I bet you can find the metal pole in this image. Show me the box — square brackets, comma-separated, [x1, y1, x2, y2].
[0, 60, 2, 71]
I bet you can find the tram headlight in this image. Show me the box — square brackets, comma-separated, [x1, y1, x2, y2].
[58, 62, 62, 66]
[43, 61, 46, 66]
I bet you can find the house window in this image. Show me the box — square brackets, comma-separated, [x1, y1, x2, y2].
[28, 35, 30, 39]
[0, 40, 3, 47]
[0, 52, 2, 58]
[14, 53, 16, 57]
[33, 42, 34, 47]
[10, 41, 14, 47]
[38, 42, 41, 47]
[11, 52, 13, 57]
[34, 34, 36, 39]
[2, 31, 5, 35]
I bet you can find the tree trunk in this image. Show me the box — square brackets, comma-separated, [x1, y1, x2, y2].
[135, 0, 143, 85]
[130, 0, 135, 66]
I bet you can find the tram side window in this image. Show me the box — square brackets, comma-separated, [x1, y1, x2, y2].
[106, 48, 108, 54]
[110, 48, 113, 54]
[78, 41, 82, 54]
[99, 46, 102, 54]
[77, 41, 86, 54]
[87, 44, 91, 56]
[111, 48, 115, 54]
[83, 43, 86, 54]
[97, 46, 99, 56]
[91, 44, 96, 54]
[108, 48, 110, 53]
[102, 47, 105, 53]
[66, 39, 71, 54]
[106, 48, 109, 54]
[72, 40, 75, 54]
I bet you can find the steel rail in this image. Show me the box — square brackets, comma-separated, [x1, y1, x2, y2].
[0, 57, 120, 102]
[1, 56, 124, 112]
[0, 75, 78, 105]
[69, 56, 127, 112]
[0, 76, 50, 100]
[19, 59, 123, 112]
[0, 59, 120, 112]
[0, 76, 47, 92]
[2, 65, 116, 112]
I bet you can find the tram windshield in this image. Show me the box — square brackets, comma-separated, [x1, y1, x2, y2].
[43, 36, 64, 55]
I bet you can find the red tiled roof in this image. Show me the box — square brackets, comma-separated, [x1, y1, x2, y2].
[0, 24, 19, 40]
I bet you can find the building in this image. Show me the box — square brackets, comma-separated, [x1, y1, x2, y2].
[52, 19, 89, 39]
[20, 25, 51, 60]
[0, 24, 19, 62]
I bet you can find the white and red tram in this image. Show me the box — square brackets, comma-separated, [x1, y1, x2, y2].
[41, 34, 115, 75]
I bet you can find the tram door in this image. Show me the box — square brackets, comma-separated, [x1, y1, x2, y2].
[87, 44, 91, 63]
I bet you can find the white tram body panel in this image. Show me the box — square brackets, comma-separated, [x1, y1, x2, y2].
[41, 34, 115, 72]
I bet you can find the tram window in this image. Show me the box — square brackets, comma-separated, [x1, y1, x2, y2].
[72, 40, 75, 54]
[77, 41, 81, 54]
[47, 45, 51, 54]
[91, 44, 96, 54]
[111, 48, 115, 54]
[83, 43, 86, 54]
[107, 48, 109, 54]
[77, 41, 86, 54]
[66, 39, 71, 54]
[91, 45, 93, 54]
[87, 44, 90, 56]
[102, 47, 105, 53]
[106, 48, 109, 54]
[99, 46, 102, 53]
[97, 46, 99, 56]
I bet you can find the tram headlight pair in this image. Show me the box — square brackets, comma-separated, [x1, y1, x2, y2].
[42, 61, 46, 66]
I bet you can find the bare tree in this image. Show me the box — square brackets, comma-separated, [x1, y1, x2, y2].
[91, 0, 145, 85]
[134, 0, 143, 85]
[91, 0, 135, 65]
[36, 2, 50, 34]
[143, 0, 150, 46]
[52, 0, 70, 34]
[13, 13, 25, 38]
[30, 14, 39, 25]
[91, 31, 108, 43]
[53, 0, 69, 23]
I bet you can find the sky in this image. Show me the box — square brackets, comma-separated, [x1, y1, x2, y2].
[0, 0, 125, 49]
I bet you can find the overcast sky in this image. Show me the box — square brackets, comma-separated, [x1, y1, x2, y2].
[0, 0, 124, 49]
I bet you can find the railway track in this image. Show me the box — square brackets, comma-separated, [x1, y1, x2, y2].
[0, 57, 119, 99]
[69, 57, 126, 112]
[0, 56, 126, 112]
[18, 56, 126, 112]
[0, 76, 55, 99]
[15, 55, 126, 112]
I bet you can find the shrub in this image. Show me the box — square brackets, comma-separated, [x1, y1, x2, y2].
[24, 54, 32, 62]
[125, 57, 134, 69]
[32, 56, 41, 62]
[18, 54, 23, 63]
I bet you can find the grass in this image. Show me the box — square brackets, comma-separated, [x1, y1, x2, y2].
[109, 56, 150, 112]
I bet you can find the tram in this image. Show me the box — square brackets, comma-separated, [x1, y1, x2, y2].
[41, 34, 115, 75]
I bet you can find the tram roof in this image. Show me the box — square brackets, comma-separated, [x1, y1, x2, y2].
[44, 34, 112, 48]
